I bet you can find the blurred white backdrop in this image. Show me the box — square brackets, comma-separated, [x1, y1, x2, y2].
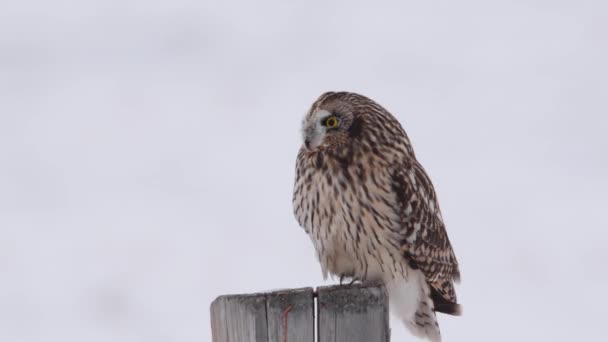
[1, 1, 607, 341]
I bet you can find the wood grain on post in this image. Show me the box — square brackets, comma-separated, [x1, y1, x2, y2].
[210, 287, 314, 342]
[317, 284, 389, 342]
[266, 288, 314, 342]
[210, 293, 269, 342]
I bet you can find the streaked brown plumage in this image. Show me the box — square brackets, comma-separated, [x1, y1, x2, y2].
[293, 91, 461, 341]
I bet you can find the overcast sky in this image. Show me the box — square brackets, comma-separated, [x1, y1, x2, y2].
[1, 1, 607, 341]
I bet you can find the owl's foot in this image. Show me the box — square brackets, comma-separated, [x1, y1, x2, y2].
[339, 274, 360, 286]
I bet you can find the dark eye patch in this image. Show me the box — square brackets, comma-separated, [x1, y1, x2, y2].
[349, 117, 363, 137]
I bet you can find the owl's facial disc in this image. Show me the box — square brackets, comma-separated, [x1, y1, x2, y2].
[302, 109, 338, 150]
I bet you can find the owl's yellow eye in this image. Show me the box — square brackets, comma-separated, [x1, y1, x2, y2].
[324, 116, 339, 128]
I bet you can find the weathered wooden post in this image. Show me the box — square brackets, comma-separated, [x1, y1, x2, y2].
[210, 284, 389, 342]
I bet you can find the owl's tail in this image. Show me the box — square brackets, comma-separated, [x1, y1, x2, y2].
[386, 271, 442, 342]
[431, 286, 462, 316]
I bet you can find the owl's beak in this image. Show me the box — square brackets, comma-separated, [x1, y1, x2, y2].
[303, 125, 315, 150]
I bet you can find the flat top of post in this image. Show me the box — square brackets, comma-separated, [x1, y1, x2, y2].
[316, 283, 387, 310]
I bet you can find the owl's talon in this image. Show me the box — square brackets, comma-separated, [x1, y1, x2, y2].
[339, 274, 358, 286]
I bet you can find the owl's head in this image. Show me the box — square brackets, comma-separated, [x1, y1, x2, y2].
[301, 92, 365, 151]
[301, 91, 414, 157]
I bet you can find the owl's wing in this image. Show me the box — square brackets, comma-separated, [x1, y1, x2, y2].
[391, 159, 461, 308]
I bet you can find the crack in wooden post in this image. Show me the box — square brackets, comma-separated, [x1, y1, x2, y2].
[282, 304, 294, 342]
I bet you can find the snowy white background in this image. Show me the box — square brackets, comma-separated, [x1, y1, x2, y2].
[1, 1, 607, 341]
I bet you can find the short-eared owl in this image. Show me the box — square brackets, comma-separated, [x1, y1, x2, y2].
[293, 92, 461, 341]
